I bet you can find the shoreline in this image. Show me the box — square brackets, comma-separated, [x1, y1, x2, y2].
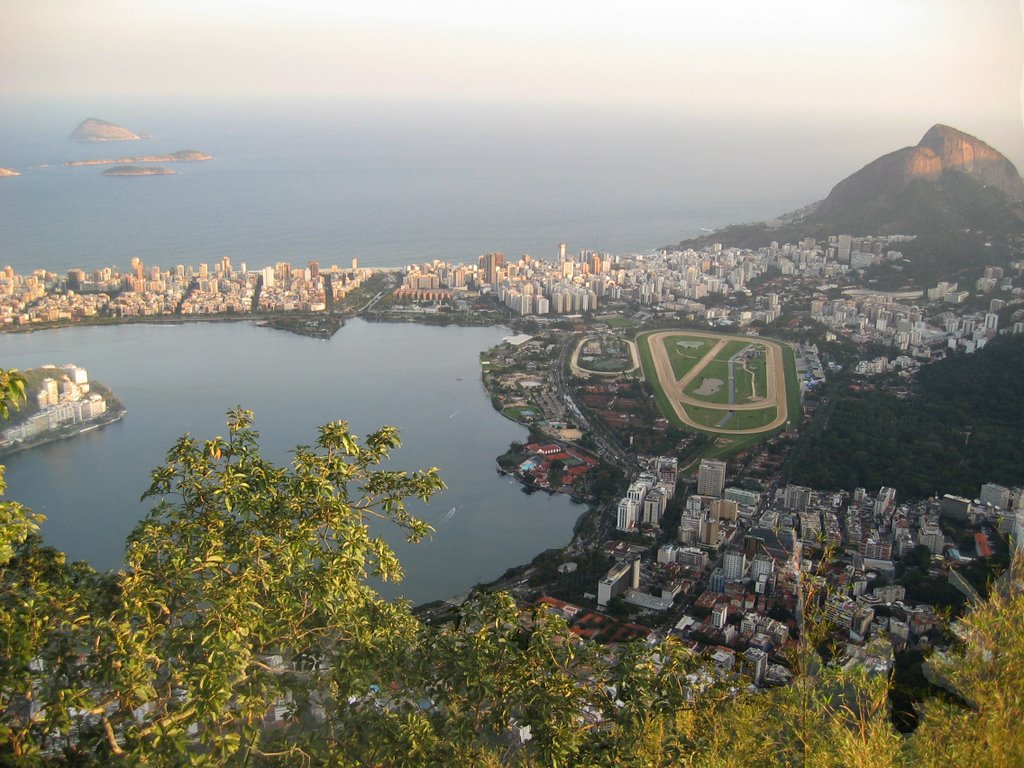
[3, 302, 509, 338]
[2, 311, 346, 338]
[0, 408, 127, 460]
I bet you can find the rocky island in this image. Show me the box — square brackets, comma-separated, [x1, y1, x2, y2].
[69, 117, 142, 142]
[0, 168, 20, 177]
[0, 364, 125, 458]
[102, 165, 175, 176]
[66, 150, 212, 167]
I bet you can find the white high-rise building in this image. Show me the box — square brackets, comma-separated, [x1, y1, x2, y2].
[597, 561, 632, 607]
[783, 484, 811, 512]
[723, 550, 747, 581]
[642, 489, 667, 526]
[980, 483, 1010, 510]
[617, 498, 640, 532]
[697, 459, 726, 498]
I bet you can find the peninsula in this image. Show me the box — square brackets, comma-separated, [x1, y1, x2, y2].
[102, 165, 175, 176]
[69, 117, 142, 142]
[0, 364, 125, 458]
[66, 150, 212, 167]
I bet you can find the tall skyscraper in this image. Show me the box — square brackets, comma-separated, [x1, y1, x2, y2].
[479, 252, 505, 284]
[697, 459, 727, 498]
[782, 484, 811, 512]
[837, 234, 852, 263]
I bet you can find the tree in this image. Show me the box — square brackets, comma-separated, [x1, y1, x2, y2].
[0, 368, 26, 422]
[908, 559, 1024, 768]
[1, 408, 445, 765]
[0, 370, 29, 563]
[547, 458, 566, 489]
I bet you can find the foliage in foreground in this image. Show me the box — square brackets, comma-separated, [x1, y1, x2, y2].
[0, 406, 1022, 766]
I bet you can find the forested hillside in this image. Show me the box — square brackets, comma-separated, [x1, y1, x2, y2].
[786, 334, 1024, 499]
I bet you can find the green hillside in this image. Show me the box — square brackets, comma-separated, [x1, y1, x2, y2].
[786, 334, 1024, 499]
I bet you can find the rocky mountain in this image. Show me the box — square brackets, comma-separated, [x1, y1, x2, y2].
[69, 118, 141, 142]
[670, 124, 1024, 251]
[811, 124, 1024, 224]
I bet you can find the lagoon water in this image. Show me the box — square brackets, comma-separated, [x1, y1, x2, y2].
[0, 320, 586, 604]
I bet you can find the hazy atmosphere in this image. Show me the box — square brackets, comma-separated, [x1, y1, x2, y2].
[3, 0, 1023, 271]
[3, 0, 1023, 160]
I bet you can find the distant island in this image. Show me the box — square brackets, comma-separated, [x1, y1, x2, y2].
[67, 150, 212, 167]
[69, 117, 142, 142]
[102, 165, 175, 176]
[0, 364, 125, 457]
[0, 168, 20, 177]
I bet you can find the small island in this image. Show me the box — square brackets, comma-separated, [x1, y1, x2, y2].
[0, 364, 125, 458]
[69, 117, 142, 142]
[0, 167, 20, 177]
[66, 150, 212, 167]
[102, 165, 175, 176]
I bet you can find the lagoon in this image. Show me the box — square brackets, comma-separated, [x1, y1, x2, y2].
[0, 319, 584, 604]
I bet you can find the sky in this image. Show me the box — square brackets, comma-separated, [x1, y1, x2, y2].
[2, 0, 1023, 164]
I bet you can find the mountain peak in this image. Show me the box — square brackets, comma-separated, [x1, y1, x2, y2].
[808, 123, 1024, 229]
[668, 122, 1024, 252]
[915, 124, 1016, 190]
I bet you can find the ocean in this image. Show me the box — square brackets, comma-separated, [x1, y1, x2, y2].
[0, 99, 912, 276]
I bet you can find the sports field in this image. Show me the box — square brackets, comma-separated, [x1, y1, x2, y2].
[638, 330, 799, 436]
[570, 335, 640, 377]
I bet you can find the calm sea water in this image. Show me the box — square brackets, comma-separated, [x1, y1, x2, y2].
[0, 320, 585, 604]
[0, 99, 907, 276]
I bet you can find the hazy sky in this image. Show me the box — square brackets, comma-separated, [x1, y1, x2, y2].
[3, 0, 1022, 156]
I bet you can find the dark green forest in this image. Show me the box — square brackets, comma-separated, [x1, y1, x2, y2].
[786, 334, 1024, 500]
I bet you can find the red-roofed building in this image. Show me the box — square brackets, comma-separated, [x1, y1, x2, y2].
[975, 532, 993, 558]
